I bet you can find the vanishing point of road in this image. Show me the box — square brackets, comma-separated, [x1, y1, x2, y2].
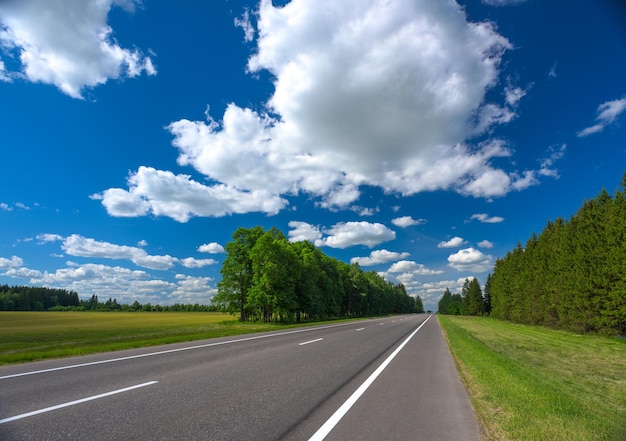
[0, 314, 480, 440]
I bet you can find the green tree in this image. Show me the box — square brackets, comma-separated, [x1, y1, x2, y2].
[214, 226, 265, 321]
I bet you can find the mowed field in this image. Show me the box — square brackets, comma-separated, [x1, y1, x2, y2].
[439, 315, 626, 441]
[0, 311, 296, 365]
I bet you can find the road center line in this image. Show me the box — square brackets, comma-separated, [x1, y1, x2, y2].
[355, 328, 365, 331]
[299, 338, 324, 346]
[0, 381, 158, 425]
[308, 314, 432, 441]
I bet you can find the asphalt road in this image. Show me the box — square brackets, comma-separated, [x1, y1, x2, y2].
[0, 314, 479, 440]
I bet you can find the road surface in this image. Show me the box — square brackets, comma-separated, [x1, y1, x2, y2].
[0, 314, 479, 440]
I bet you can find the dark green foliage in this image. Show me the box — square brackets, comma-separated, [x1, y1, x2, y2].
[214, 226, 421, 322]
[489, 172, 626, 335]
[0, 285, 79, 311]
[438, 279, 487, 316]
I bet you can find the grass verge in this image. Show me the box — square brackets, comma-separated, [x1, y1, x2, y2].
[0, 311, 320, 365]
[439, 315, 626, 441]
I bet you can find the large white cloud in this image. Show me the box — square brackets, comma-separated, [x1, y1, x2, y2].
[0, 0, 155, 99]
[92, 166, 288, 222]
[97, 0, 543, 221]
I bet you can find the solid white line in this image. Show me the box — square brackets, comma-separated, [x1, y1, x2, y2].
[308, 315, 432, 441]
[299, 338, 324, 346]
[0, 381, 158, 425]
[0, 320, 377, 381]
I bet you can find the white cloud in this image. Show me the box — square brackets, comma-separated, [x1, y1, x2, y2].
[0, 203, 11, 211]
[179, 257, 218, 268]
[287, 221, 324, 246]
[92, 166, 288, 222]
[288, 220, 395, 249]
[62, 234, 178, 270]
[36, 233, 64, 243]
[351, 249, 410, 266]
[577, 97, 626, 137]
[391, 216, 426, 228]
[538, 144, 566, 178]
[198, 242, 225, 254]
[469, 213, 505, 223]
[447, 247, 493, 272]
[504, 86, 526, 107]
[234, 8, 255, 42]
[477, 240, 494, 249]
[323, 222, 395, 249]
[0, 255, 23, 268]
[388, 260, 443, 275]
[0, 0, 156, 99]
[437, 236, 467, 248]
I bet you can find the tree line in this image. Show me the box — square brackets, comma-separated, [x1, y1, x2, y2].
[0, 285, 79, 311]
[487, 173, 626, 335]
[437, 277, 490, 316]
[213, 226, 424, 322]
[0, 286, 218, 312]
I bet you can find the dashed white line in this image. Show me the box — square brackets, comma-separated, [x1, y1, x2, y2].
[308, 315, 432, 441]
[355, 328, 365, 332]
[0, 381, 158, 425]
[299, 338, 324, 346]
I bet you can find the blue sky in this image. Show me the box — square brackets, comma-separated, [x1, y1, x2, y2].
[1, 0, 625, 312]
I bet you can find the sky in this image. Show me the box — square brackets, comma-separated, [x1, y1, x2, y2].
[1, 0, 625, 312]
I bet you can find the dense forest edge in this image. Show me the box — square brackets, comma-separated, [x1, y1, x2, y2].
[213, 226, 423, 322]
[440, 172, 626, 337]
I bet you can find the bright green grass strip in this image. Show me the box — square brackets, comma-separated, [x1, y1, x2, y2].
[0, 311, 317, 365]
[439, 315, 626, 441]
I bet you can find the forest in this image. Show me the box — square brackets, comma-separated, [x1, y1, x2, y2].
[213, 226, 424, 322]
[437, 277, 490, 316]
[487, 173, 626, 335]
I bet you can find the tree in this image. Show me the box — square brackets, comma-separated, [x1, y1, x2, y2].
[214, 226, 265, 321]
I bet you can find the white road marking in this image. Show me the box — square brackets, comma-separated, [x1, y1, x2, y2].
[299, 338, 324, 346]
[355, 328, 365, 331]
[379, 323, 385, 325]
[0, 381, 158, 425]
[308, 315, 432, 441]
[0, 320, 383, 381]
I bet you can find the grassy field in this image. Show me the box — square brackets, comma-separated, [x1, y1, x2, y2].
[439, 315, 626, 441]
[0, 311, 306, 365]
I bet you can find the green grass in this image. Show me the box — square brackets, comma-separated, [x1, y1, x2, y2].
[0, 311, 312, 365]
[439, 315, 626, 441]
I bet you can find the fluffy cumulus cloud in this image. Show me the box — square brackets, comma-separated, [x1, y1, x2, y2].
[288, 220, 395, 248]
[391, 216, 426, 228]
[0, 0, 156, 99]
[447, 247, 493, 272]
[351, 249, 410, 266]
[97, 0, 544, 221]
[577, 97, 626, 137]
[92, 166, 288, 222]
[437, 236, 467, 248]
[198, 242, 225, 254]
